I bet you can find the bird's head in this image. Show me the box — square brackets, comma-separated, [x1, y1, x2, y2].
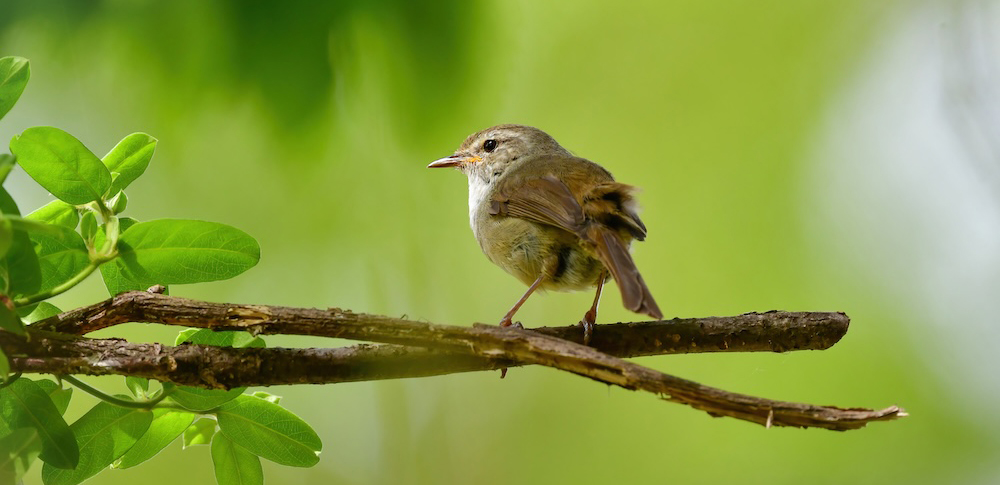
[428, 124, 570, 182]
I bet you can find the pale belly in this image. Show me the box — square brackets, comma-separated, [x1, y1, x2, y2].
[466, 176, 604, 291]
[473, 216, 604, 292]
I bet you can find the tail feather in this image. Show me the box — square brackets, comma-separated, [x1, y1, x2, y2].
[588, 226, 663, 320]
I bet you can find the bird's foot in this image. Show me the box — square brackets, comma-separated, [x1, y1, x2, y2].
[499, 318, 524, 329]
[498, 320, 523, 379]
[579, 310, 597, 345]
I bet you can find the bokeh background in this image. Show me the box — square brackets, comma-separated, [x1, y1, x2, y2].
[3, 0, 1000, 483]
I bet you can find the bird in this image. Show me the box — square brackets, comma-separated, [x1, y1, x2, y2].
[428, 124, 662, 345]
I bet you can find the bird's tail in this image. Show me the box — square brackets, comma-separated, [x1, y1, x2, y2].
[587, 226, 663, 320]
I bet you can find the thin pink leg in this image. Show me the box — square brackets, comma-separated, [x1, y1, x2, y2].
[499, 273, 545, 328]
[580, 271, 607, 345]
[498, 273, 547, 378]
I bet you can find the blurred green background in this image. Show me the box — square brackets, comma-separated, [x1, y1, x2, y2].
[3, 0, 1000, 483]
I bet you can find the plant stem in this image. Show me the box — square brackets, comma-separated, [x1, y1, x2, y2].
[0, 372, 22, 389]
[94, 198, 114, 222]
[60, 374, 173, 410]
[13, 262, 100, 307]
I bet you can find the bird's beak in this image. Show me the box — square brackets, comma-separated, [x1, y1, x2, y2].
[427, 155, 480, 168]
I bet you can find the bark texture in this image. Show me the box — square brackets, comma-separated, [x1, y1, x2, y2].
[6, 291, 904, 431]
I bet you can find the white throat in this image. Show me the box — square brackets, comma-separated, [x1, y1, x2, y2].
[467, 175, 491, 237]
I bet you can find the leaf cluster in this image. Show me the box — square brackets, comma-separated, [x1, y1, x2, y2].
[0, 56, 319, 485]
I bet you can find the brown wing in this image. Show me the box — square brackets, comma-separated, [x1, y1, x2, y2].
[582, 182, 647, 241]
[489, 173, 663, 320]
[488, 174, 587, 236]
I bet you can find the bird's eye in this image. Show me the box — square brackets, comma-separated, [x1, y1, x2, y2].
[483, 139, 498, 152]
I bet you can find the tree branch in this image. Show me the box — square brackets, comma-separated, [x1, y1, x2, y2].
[31, 291, 849, 354]
[11, 291, 904, 431]
[5, 304, 846, 383]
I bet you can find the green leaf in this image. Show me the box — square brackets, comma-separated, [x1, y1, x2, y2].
[250, 391, 281, 405]
[26, 200, 78, 230]
[94, 217, 145, 296]
[118, 216, 139, 232]
[114, 408, 194, 469]
[4, 237, 41, 298]
[79, 211, 96, 243]
[125, 376, 149, 397]
[0, 428, 42, 485]
[212, 433, 263, 485]
[115, 219, 260, 285]
[14, 303, 37, 318]
[1, 186, 23, 216]
[24, 301, 61, 324]
[7, 215, 61, 236]
[41, 400, 153, 485]
[33, 379, 72, 415]
[0, 346, 8, 379]
[110, 190, 128, 214]
[0, 56, 30, 121]
[169, 329, 264, 411]
[183, 418, 217, 447]
[102, 133, 156, 194]
[9, 126, 111, 205]
[173, 328, 199, 345]
[0, 154, 15, 185]
[170, 387, 244, 412]
[30, 224, 88, 296]
[39, 210, 77, 239]
[99, 261, 170, 296]
[0, 217, 11, 259]
[179, 328, 265, 349]
[98, 257, 148, 296]
[0, 378, 78, 469]
[216, 395, 321, 467]
[0, 188, 41, 298]
[0, 297, 25, 336]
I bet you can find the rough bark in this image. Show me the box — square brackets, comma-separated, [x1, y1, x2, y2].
[6, 291, 904, 431]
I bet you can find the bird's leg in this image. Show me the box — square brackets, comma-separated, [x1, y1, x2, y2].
[499, 272, 546, 329]
[498, 269, 550, 379]
[580, 271, 607, 345]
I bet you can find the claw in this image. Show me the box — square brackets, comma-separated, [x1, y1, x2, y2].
[500, 318, 525, 329]
[580, 319, 594, 345]
[579, 309, 597, 345]
[579, 270, 604, 346]
[498, 321, 523, 379]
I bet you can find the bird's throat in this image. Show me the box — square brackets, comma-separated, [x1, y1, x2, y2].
[467, 176, 493, 237]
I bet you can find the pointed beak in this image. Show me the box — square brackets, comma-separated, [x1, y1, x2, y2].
[427, 156, 462, 168]
[427, 155, 480, 168]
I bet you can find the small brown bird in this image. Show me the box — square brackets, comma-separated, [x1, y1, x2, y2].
[428, 124, 662, 343]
